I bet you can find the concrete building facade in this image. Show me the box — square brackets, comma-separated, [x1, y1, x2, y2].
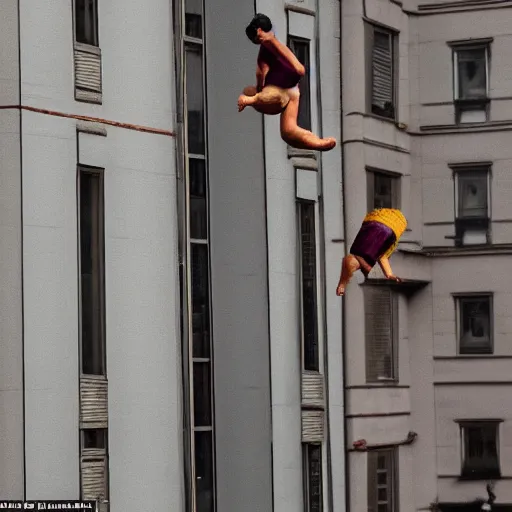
[0, 0, 344, 511]
[341, 0, 512, 509]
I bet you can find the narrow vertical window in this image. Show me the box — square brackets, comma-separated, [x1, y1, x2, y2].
[75, 0, 99, 46]
[303, 443, 323, 512]
[368, 449, 398, 512]
[289, 38, 312, 131]
[79, 168, 105, 376]
[184, 4, 216, 509]
[299, 201, 319, 371]
[364, 286, 398, 382]
[367, 25, 397, 120]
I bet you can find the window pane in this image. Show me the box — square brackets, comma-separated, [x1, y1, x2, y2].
[191, 244, 210, 358]
[75, 0, 98, 46]
[300, 202, 319, 371]
[290, 38, 311, 131]
[185, 0, 203, 39]
[374, 173, 395, 209]
[365, 287, 396, 381]
[193, 362, 212, 427]
[186, 47, 205, 155]
[458, 173, 487, 218]
[190, 159, 207, 240]
[306, 444, 323, 512]
[372, 30, 394, 119]
[195, 431, 214, 512]
[463, 423, 500, 477]
[80, 171, 105, 376]
[83, 428, 106, 449]
[458, 48, 487, 100]
[460, 297, 491, 353]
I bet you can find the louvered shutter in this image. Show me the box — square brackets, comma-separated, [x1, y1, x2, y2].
[302, 371, 324, 408]
[302, 410, 325, 443]
[80, 377, 108, 428]
[365, 286, 396, 382]
[74, 44, 102, 103]
[367, 452, 378, 512]
[372, 31, 393, 112]
[81, 449, 108, 511]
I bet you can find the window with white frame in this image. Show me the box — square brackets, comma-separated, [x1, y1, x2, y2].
[364, 286, 398, 383]
[366, 24, 398, 120]
[368, 449, 398, 512]
[289, 37, 312, 131]
[451, 164, 491, 246]
[74, 0, 102, 103]
[287, 10, 317, 150]
[459, 420, 501, 479]
[367, 168, 401, 211]
[79, 167, 106, 377]
[452, 41, 491, 124]
[182, 0, 216, 510]
[456, 294, 493, 355]
[299, 200, 319, 372]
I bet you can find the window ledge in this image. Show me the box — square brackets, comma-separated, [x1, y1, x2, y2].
[362, 277, 430, 295]
[74, 41, 101, 55]
[287, 146, 317, 160]
[365, 112, 401, 127]
[458, 472, 501, 481]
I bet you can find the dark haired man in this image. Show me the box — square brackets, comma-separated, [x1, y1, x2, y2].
[238, 13, 336, 152]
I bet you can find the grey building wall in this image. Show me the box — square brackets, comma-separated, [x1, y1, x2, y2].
[0, 0, 24, 499]
[205, 1, 273, 511]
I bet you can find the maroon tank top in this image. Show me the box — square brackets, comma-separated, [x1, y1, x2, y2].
[258, 46, 301, 90]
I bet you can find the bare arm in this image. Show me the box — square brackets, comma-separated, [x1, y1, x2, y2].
[261, 34, 305, 76]
[256, 52, 270, 92]
[378, 256, 401, 281]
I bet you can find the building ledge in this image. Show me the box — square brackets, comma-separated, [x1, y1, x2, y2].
[362, 277, 430, 295]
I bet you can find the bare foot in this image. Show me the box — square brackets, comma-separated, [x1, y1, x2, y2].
[318, 137, 337, 152]
[336, 281, 346, 296]
[238, 94, 254, 112]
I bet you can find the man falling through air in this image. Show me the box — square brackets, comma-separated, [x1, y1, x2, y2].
[238, 13, 337, 152]
[336, 208, 407, 296]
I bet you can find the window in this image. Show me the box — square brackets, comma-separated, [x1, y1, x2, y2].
[364, 286, 398, 383]
[80, 428, 109, 510]
[299, 201, 319, 372]
[453, 166, 491, 246]
[368, 449, 397, 512]
[79, 168, 106, 376]
[457, 295, 492, 354]
[367, 25, 397, 120]
[303, 443, 323, 512]
[289, 38, 312, 131]
[453, 43, 490, 123]
[367, 170, 401, 210]
[460, 421, 501, 479]
[75, 0, 99, 46]
[183, 8, 216, 511]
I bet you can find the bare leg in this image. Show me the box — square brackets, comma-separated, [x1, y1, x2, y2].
[336, 254, 361, 296]
[238, 85, 290, 115]
[280, 89, 336, 151]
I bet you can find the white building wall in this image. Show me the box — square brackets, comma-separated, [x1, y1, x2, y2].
[18, 0, 183, 509]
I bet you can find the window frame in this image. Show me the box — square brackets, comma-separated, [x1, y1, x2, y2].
[298, 199, 321, 373]
[182, 5, 217, 511]
[451, 40, 491, 124]
[366, 167, 401, 211]
[458, 420, 501, 480]
[364, 286, 399, 384]
[366, 22, 399, 121]
[288, 36, 312, 132]
[302, 443, 323, 512]
[451, 164, 492, 247]
[454, 293, 493, 355]
[78, 166, 106, 378]
[74, 0, 99, 47]
[367, 448, 398, 512]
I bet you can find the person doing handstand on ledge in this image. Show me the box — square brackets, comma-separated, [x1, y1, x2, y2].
[336, 208, 407, 296]
[238, 13, 337, 152]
